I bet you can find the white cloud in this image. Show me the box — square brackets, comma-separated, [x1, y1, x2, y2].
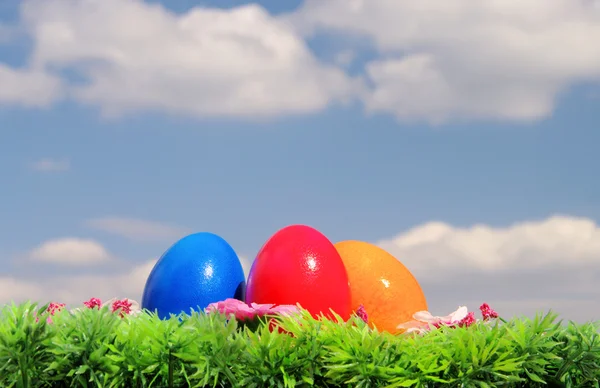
[0, 277, 44, 303]
[4, 0, 598, 123]
[0, 64, 62, 107]
[376, 215, 600, 322]
[333, 49, 356, 67]
[0, 258, 156, 307]
[27, 237, 113, 265]
[10, 0, 359, 118]
[85, 217, 190, 242]
[292, 0, 600, 123]
[378, 215, 600, 276]
[51, 259, 157, 305]
[30, 158, 70, 172]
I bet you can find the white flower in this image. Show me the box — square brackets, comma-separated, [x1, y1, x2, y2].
[397, 306, 469, 334]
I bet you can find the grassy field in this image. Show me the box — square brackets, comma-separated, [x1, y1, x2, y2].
[0, 301, 598, 387]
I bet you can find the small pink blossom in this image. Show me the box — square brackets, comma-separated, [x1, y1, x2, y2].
[103, 298, 141, 317]
[83, 297, 102, 309]
[206, 298, 301, 321]
[458, 312, 476, 327]
[479, 303, 499, 320]
[111, 299, 134, 318]
[35, 302, 65, 324]
[47, 302, 65, 315]
[356, 305, 368, 323]
[73, 297, 141, 317]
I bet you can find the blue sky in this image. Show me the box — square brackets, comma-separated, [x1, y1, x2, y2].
[1, 0, 600, 323]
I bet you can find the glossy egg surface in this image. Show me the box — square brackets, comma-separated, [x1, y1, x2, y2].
[335, 240, 427, 333]
[141, 232, 245, 319]
[246, 224, 351, 319]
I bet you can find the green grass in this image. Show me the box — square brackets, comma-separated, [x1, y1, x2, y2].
[0, 301, 598, 387]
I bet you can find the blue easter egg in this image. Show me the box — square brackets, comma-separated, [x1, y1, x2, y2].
[141, 232, 245, 319]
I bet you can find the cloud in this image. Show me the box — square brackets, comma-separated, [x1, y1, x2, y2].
[376, 215, 600, 322]
[85, 217, 190, 242]
[333, 49, 356, 67]
[30, 158, 70, 172]
[27, 237, 113, 265]
[0, 259, 156, 307]
[378, 215, 600, 276]
[4, 0, 598, 123]
[8, 0, 360, 118]
[0, 64, 62, 107]
[0, 277, 44, 303]
[292, 0, 600, 123]
[51, 259, 157, 305]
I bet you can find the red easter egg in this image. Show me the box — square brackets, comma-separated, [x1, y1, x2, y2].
[246, 225, 351, 320]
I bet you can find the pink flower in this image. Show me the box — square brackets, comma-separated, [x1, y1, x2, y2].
[111, 299, 134, 318]
[103, 298, 141, 317]
[83, 297, 102, 309]
[207, 299, 254, 321]
[47, 302, 65, 315]
[206, 298, 300, 321]
[458, 311, 476, 327]
[356, 305, 368, 323]
[479, 303, 499, 320]
[74, 297, 141, 317]
[35, 302, 66, 324]
[396, 306, 469, 334]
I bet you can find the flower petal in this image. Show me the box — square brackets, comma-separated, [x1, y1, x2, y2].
[448, 306, 468, 323]
[397, 320, 429, 330]
[412, 311, 436, 322]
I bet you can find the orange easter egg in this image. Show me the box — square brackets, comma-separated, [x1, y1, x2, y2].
[334, 240, 427, 333]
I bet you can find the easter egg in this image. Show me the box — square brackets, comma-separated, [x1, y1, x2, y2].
[246, 225, 351, 320]
[141, 232, 245, 319]
[334, 240, 427, 333]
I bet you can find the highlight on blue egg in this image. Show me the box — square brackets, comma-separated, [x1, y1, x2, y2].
[141, 232, 246, 319]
